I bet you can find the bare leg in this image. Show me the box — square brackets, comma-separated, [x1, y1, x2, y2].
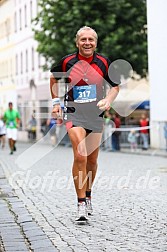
[8, 138, 13, 151]
[13, 140, 17, 151]
[85, 132, 102, 192]
[2, 135, 5, 148]
[68, 127, 88, 199]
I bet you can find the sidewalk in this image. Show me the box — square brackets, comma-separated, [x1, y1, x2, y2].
[18, 129, 167, 158]
[119, 147, 167, 158]
[0, 161, 58, 252]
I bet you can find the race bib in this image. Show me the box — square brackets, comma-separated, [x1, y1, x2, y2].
[9, 121, 14, 127]
[73, 85, 97, 103]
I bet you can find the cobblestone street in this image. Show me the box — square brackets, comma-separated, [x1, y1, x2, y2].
[0, 142, 167, 251]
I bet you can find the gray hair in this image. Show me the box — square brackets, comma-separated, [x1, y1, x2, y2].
[75, 26, 98, 42]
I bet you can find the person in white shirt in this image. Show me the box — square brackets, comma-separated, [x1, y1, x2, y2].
[0, 115, 6, 149]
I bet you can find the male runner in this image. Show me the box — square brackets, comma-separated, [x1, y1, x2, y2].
[3, 102, 20, 155]
[50, 26, 120, 222]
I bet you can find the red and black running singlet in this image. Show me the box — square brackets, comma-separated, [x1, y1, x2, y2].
[51, 52, 118, 132]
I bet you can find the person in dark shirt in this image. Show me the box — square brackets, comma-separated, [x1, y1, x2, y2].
[50, 26, 120, 222]
[111, 113, 121, 151]
[139, 113, 149, 150]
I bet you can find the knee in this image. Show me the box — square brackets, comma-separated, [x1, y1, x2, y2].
[87, 158, 97, 168]
[74, 153, 87, 166]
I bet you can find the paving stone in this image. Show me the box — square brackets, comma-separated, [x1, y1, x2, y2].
[34, 248, 59, 252]
[30, 239, 55, 249]
[24, 229, 45, 237]
[4, 244, 28, 251]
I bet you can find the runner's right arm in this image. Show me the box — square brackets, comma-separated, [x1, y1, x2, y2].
[50, 73, 62, 119]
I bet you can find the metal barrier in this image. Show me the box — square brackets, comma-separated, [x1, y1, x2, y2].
[57, 124, 148, 149]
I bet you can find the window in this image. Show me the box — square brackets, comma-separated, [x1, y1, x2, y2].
[30, 1, 33, 21]
[5, 19, 10, 40]
[19, 9, 22, 30]
[21, 52, 23, 74]
[16, 54, 18, 75]
[26, 49, 28, 72]
[38, 53, 41, 67]
[14, 12, 17, 32]
[24, 5, 27, 27]
[36, 0, 39, 15]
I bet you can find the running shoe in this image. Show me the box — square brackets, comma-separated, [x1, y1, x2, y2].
[76, 201, 88, 222]
[86, 197, 93, 215]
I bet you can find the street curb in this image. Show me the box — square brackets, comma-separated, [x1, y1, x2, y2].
[120, 148, 167, 158]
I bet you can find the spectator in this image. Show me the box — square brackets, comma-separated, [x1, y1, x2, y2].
[128, 129, 138, 152]
[27, 115, 37, 141]
[41, 119, 48, 136]
[46, 118, 57, 146]
[139, 113, 149, 150]
[111, 113, 121, 151]
[103, 111, 112, 150]
[0, 115, 6, 149]
[55, 117, 63, 143]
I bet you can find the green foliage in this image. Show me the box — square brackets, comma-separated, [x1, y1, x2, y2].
[33, 0, 147, 77]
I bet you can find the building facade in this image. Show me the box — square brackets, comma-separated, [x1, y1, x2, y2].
[14, 0, 51, 138]
[0, 0, 51, 139]
[0, 0, 16, 113]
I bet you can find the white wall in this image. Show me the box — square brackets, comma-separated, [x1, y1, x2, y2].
[14, 0, 50, 135]
[147, 0, 167, 149]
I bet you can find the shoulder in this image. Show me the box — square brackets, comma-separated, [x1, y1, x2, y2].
[56, 52, 77, 67]
[51, 52, 77, 73]
[61, 52, 77, 62]
[96, 52, 109, 58]
[4, 110, 8, 115]
[15, 110, 20, 116]
[95, 52, 111, 68]
[95, 52, 110, 61]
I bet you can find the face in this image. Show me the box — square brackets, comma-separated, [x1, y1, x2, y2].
[9, 103, 13, 110]
[141, 114, 146, 119]
[76, 30, 97, 57]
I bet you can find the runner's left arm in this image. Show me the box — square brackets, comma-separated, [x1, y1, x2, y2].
[97, 85, 119, 111]
[16, 111, 21, 128]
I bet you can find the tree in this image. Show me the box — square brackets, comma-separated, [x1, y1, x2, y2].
[33, 0, 147, 78]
